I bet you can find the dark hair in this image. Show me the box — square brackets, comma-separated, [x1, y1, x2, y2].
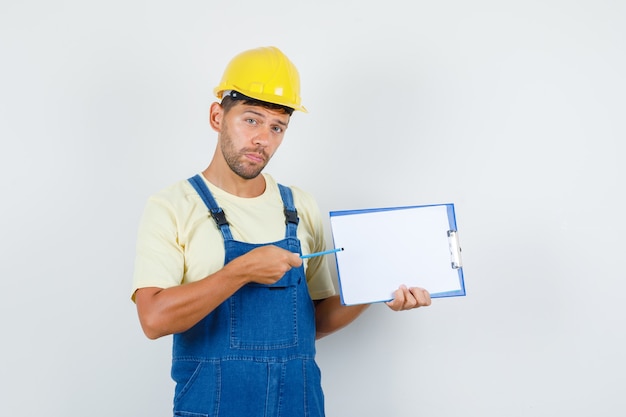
[220, 91, 294, 116]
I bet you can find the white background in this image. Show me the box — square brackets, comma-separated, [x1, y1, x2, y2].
[1, 1, 625, 416]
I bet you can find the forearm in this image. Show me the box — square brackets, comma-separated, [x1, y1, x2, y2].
[135, 245, 302, 339]
[314, 295, 369, 339]
[135, 263, 247, 339]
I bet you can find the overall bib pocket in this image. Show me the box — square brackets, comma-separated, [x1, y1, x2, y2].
[230, 273, 299, 350]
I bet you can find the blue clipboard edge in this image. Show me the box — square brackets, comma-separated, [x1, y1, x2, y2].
[329, 203, 466, 306]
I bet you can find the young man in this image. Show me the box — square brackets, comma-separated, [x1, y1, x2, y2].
[132, 46, 431, 417]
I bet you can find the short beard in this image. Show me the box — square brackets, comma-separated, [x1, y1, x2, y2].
[220, 126, 269, 180]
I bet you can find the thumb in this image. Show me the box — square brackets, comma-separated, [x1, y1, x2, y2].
[289, 252, 304, 268]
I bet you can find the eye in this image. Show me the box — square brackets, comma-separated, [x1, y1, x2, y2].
[271, 125, 284, 134]
[245, 118, 257, 125]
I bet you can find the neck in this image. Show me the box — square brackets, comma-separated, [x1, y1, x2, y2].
[202, 161, 266, 198]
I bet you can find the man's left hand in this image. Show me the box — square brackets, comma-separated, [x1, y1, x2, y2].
[385, 285, 431, 311]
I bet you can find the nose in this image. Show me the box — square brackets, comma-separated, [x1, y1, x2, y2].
[252, 128, 271, 147]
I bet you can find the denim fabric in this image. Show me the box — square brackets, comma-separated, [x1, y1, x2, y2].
[172, 176, 324, 417]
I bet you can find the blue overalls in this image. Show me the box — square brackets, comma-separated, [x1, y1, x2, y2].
[171, 175, 324, 417]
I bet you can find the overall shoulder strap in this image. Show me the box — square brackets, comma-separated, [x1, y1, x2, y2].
[187, 175, 234, 241]
[277, 184, 299, 238]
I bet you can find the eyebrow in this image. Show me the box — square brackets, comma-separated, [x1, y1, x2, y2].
[243, 109, 289, 128]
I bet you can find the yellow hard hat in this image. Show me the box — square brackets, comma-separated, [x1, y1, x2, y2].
[214, 46, 307, 112]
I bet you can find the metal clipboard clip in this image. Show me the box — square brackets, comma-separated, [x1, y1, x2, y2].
[447, 230, 463, 269]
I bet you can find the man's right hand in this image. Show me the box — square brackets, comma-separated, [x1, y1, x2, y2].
[227, 245, 303, 285]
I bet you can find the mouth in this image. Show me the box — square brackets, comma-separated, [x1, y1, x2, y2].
[244, 152, 265, 164]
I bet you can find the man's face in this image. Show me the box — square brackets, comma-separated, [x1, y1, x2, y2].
[219, 103, 290, 180]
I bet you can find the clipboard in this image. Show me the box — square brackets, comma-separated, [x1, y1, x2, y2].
[329, 203, 466, 306]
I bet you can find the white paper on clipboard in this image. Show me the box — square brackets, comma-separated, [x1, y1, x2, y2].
[329, 203, 466, 306]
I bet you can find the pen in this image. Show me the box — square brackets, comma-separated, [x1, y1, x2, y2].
[300, 247, 344, 259]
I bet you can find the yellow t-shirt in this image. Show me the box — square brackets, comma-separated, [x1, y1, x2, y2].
[132, 173, 336, 301]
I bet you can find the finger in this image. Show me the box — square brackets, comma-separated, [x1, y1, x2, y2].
[385, 298, 401, 311]
[288, 252, 303, 268]
[402, 286, 419, 310]
[409, 287, 432, 307]
[385, 286, 406, 311]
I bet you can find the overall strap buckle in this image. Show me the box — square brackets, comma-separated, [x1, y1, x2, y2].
[211, 209, 229, 227]
[284, 208, 299, 225]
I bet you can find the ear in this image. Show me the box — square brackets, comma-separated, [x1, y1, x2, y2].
[208, 102, 223, 132]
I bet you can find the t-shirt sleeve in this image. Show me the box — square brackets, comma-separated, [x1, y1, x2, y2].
[305, 252, 337, 300]
[131, 195, 185, 301]
[294, 188, 337, 300]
